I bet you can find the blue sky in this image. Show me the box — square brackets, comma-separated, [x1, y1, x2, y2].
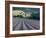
[13, 7, 40, 13]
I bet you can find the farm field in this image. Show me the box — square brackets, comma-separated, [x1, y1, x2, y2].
[13, 17, 40, 31]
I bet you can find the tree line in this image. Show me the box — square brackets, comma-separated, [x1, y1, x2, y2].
[13, 12, 40, 20]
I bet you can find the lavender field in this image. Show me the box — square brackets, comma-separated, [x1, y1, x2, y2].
[12, 7, 40, 31]
[13, 17, 40, 31]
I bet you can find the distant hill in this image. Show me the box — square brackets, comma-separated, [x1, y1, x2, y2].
[12, 10, 31, 17]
